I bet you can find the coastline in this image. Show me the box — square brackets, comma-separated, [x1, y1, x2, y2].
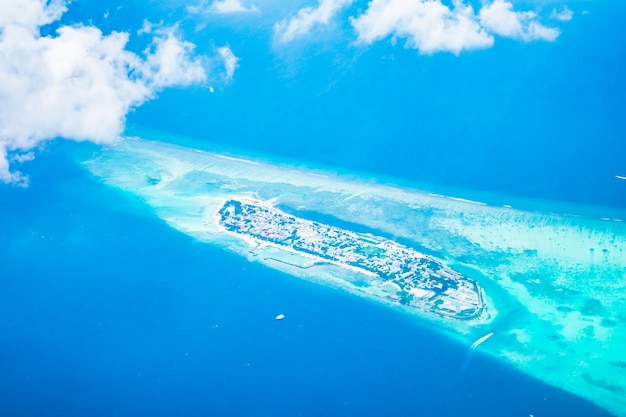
[84, 137, 626, 417]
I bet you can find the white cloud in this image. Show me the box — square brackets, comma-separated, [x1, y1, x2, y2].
[351, 0, 493, 54]
[0, 0, 211, 185]
[479, 0, 560, 42]
[0, 0, 66, 32]
[137, 19, 162, 35]
[551, 6, 574, 22]
[274, 0, 354, 42]
[217, 46, 239, 81]
[10, 152, 35, 163]
[145, 31, 208, 88]
[350, 0, 560, 54]
[187, 0, 258, 14]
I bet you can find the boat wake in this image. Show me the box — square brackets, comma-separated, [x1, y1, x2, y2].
[460, 332, 494, 374]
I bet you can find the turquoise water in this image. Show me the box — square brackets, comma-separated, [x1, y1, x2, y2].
[1, 1, 625, 416]
[0, 142, 614, 417]
[127, 1, 626, 209]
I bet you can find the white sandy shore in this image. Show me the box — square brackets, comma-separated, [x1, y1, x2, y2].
[85, 138, 626, 417]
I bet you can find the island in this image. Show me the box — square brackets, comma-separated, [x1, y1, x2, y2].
[217, 198, 484, 320]
[86, 138, 626, 417]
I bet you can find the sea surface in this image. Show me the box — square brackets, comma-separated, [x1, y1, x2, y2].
[0, 142, 614, 417]
[1, 1, 625, 416]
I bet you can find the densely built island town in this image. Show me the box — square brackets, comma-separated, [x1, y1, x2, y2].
[217, 199, 484, 320]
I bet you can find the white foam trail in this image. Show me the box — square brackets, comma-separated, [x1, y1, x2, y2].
[448, 197, 486, 206]
[471, 332, 494, 349]
[461, 332, 494, 372]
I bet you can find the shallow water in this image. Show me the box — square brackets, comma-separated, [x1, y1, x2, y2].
[3, 1, 625, 416]
[82, 137, 626, 416]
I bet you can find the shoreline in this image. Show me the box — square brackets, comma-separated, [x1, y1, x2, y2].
[83, 137, 626, 417]
[120, 130, 626, 220]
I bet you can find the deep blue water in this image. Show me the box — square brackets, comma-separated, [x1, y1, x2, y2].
[0, 145, 614, 417]
[2, 1, 625, 416]
[126, 0, 626, 210]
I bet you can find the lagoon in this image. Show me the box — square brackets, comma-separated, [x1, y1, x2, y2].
[85, 137, 626, 417]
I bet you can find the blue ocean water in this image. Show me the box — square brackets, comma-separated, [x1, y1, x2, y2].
[127, 0, 626, 209]
[0, 144, 614, 417]
[1, 1, 625, 416]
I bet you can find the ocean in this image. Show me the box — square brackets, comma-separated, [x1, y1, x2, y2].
[0, 144, 614, 417]
[1, 1, 625, 416]
[128, 0, 626, 210]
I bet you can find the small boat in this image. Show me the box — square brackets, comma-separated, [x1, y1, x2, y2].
[275, 314, 285, 320]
